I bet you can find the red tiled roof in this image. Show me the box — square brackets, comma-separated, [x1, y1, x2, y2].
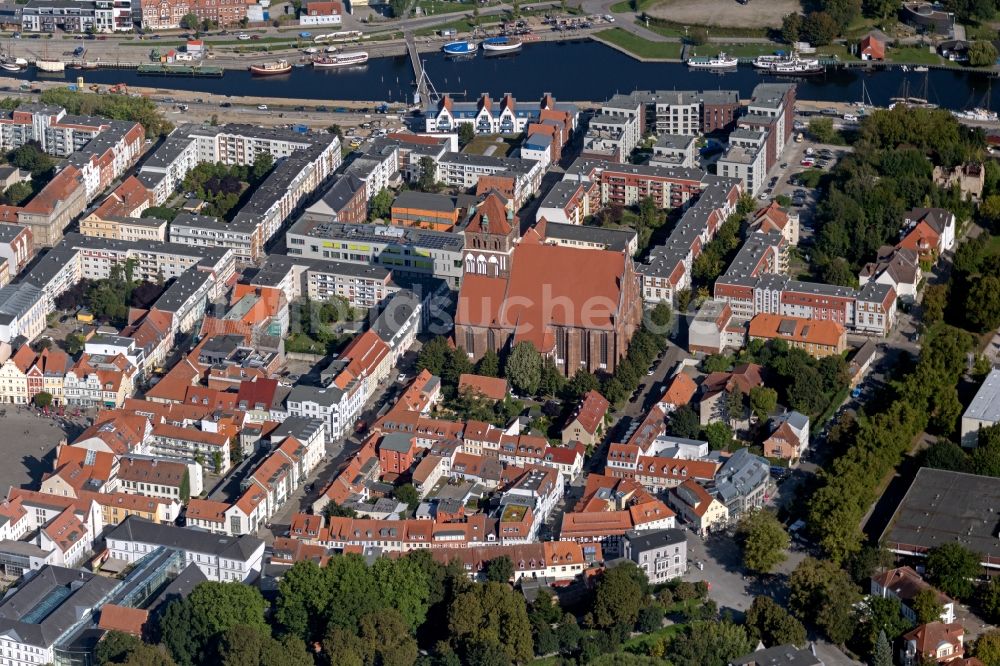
[456, 243, 630, 352]
[458, 373, 508, 400]
[98, 604, 148, 636]
[570, 390, 610, 435]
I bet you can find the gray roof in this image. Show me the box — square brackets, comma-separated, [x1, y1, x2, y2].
[653, 134, 697, 151]
[287, 216, 465, 254]
[965, 368, 1000, 424]
[0, 282, 41, 322]
[379, 432, 416, 453]
[883, 467, 1000, 563]
[714, 448, 769, 504]
[287, 384, 344, 408]
[371, 289, 420, 343]
[0, 566, 118, 648]
[270, 415, 325, 443]
[107, 516, 264, 561]
[0, 223, 27, 244]
[625, 528, 686, 552]
[543, 221, 636, 252]
[153, 268, 213, 314]
[730, 644, 824, 666]
[392, 190, 460, 215]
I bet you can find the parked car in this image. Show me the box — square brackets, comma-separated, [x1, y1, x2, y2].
[257, 104, 268, 110]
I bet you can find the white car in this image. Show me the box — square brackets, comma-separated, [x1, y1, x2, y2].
[604, 14, 615, 21]
[397, 373, 407, 382]
[237, 33, 251, 40]
[257, 104, 268, 110]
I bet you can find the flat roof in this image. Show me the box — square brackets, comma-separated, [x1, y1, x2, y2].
[964, 368, 1000, 424]
[883, 467, 1000, 563]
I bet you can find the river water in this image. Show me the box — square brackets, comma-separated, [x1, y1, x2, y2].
[16, 39, 1000, 110]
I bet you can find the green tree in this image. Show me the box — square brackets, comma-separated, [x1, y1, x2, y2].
[687, 27, 708, 45]
[371, 555, 431, 631]
[476, 348, 500, 377]
[65, 332, 86, 355]
[809, 117, 838, 144]
[670, 621, 754, 666]
[978, 576, 1000, 624]
[668, 404, 702, 439]
[448, 582, 533, 663]
[926, 542, 981, 600]
[911, 587, 945, 624]
[592, 563, 647, 629]
[274, 560, 331, 643]
[458, 123, 475, 148]
[505, 341, 543, 396]
[1, 181, 32, 206]
[394, 483, 420, 512]
[978, 629, 1000, 666]
[966, 275, 1000, 332]
[417, 336, 450, 377]
[484, 555, 514, 583]
[537, 356, 566, 398]
[96, 631, 144, 665]
[872, 630, 892, 666]
[218, 625, 313, 666]
[780, 12, 802, 43]
[744, 595, 806, 647]
[159, 582, 268, 666]
[737, 510, 790, 574]
[417, 156, 438, 192]
[969, 40, 998, 67]
[859, 596, 913, 657]
[702, 421, 734, 451]
[788, 557, 859, 645]
[33, 392, 52, 409]
[322, 501, 357, 518]
[369, 188, 393, 221]
[864, 0, 901, 19]
[327, 123, 343, 137]
[749, 386, 778, 424]
[180, 13, 200, 29]
[725, 388, 744, 428]
[563, 369, 599, 401]
[801, 11, 839, 45]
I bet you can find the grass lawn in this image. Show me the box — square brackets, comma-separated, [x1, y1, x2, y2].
[610, 0, 655, 12]
[887, 45, 948, 65]
[622, 625, 684, 654]
[414, 18, 472, 35]
[987, 232, 1000, 256]
[594, 28, 681, 59]
[640, 21, 684, 38]
[688, 42, 779, 58]
[815, 43, 852, 60]
[643, 18, 768, 38]
[464, 134, 520, 156]
[417, 0, 476, 15]
[965, 21, 999, 40]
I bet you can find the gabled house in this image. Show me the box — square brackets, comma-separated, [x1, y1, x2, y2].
[763, 411, 810, 463]
[871, 566, 955, 624]
[668, 478, 729, 536]
[901, 622, 966, 666]
[562, 390, 610, 448]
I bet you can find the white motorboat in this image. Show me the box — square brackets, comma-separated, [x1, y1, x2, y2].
[687, 52, 738, 69]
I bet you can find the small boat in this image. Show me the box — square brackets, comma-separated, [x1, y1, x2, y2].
[249, 59, 292, 76]
[35, 59, 65, 73]
[900, 65, 909, 72]
[0, 62, 20, 72]
[687, 52, 738, 69]
[80, 61, 99, 70]
[913, 65, 929, 72]
[303, 47, 318, 54]
[312, 51, 369, 68]
[482, 36, 522, 52]
[443, 40, 477, 55]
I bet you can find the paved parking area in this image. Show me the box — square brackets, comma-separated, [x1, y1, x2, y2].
[0, 409, 80, 492]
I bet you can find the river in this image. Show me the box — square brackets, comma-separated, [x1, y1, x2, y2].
[13, 39, 1000, 110]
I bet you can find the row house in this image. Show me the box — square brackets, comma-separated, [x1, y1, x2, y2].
[427, 541, 590, 582]
[64, 353, 137, 409]
[636, 180, 741, 304]
[425, 92, 578, 136]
